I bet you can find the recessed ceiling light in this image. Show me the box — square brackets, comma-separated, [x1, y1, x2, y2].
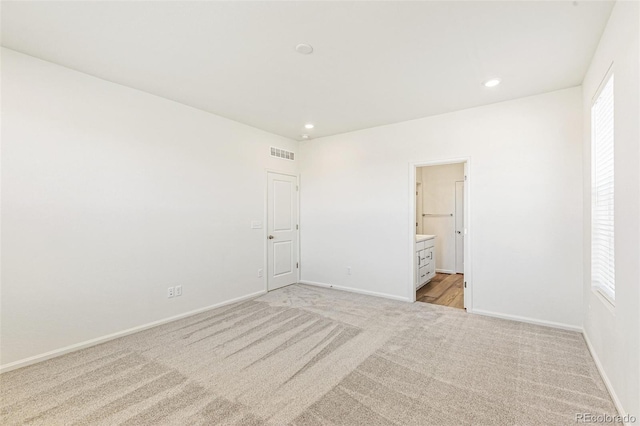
[301, 134, 310, 139]
[483, 78, 501, 88]
[295, 44, 314, 55]
[304, 123, 315, 129]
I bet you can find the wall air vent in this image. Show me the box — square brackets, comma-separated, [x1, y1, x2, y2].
[270, 147, 295, 161]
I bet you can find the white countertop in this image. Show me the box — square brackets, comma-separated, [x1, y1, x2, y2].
[416, 234, 436, 242]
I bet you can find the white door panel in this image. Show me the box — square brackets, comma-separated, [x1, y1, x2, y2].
[455, 181, 464, 274]
[273, 180, 293, 231]
[267, 173, 298, 291]
[273, 241, 293, 276]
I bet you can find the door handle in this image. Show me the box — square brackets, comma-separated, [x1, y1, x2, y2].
[456, 231, 461, 234]
[268, 235, 275, 240]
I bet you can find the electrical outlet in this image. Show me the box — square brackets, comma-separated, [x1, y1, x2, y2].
[175, 285, 182, 296]
[258, 269, 263, 278]
[347, 266, 352, 275]
[167, 287, 174, 298]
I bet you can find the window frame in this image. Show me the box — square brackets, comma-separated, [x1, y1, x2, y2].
[590, 68, 615, 306]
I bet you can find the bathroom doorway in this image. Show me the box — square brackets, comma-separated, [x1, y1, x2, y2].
[410, 159, 470, 310]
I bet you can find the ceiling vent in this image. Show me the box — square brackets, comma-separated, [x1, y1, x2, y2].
[270, 147, 295, 161]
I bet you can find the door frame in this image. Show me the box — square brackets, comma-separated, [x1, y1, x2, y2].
[264, 169, 300, 292]
[408, 157, 472, 310]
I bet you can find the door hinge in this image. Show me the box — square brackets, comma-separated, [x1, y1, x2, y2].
[296, 224, 299, 230]
[464, 175, 467, 181]
[296, 262, 299, 269]
[296, 185, 299, 191]
[464, 281, 467, 288]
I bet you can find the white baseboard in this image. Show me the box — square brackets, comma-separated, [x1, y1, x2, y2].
[582, 332, 629, 422]
[468, 308, 583, 332]
[0, 290, 267, 374]
[435, 269, 456, 274]
[298, 280, 410, 302]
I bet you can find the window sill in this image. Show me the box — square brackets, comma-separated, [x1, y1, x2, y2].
[591, 287, 615, 315]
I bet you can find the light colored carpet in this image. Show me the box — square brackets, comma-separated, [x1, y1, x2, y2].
[1, 284, 618, 425]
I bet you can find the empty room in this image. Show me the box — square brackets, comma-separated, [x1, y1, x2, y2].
[1, 1, 639, 425]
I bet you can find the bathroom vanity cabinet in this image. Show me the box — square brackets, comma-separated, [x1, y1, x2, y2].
[416, 235, 436, 290]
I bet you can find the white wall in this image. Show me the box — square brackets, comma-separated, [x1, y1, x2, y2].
[300, 87, 584, 329]
[419, 163, 464, 273]
[581, 0, 639, 418]
[0, 49, 298, 367]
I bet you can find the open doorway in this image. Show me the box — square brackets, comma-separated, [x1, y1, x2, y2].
[411, 160, 469, 310]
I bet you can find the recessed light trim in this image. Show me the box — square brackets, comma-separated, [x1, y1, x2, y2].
[295, 44, 314, 55]
[483, 78, 502, 88]
[304, 123, 315, 129]
[301, 134, 310, 139]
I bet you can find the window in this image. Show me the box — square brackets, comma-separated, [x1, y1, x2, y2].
[591, 74, 615, 303]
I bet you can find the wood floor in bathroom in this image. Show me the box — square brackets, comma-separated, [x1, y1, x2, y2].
[416, 273, 464, 309]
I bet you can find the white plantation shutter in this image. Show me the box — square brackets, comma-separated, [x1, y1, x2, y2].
[591, 74, 615, 303]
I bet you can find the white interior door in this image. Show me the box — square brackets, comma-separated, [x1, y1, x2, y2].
[416, 181, 423, 234]
[267, 172, 298, 291]
[455, 181, 464, 274]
